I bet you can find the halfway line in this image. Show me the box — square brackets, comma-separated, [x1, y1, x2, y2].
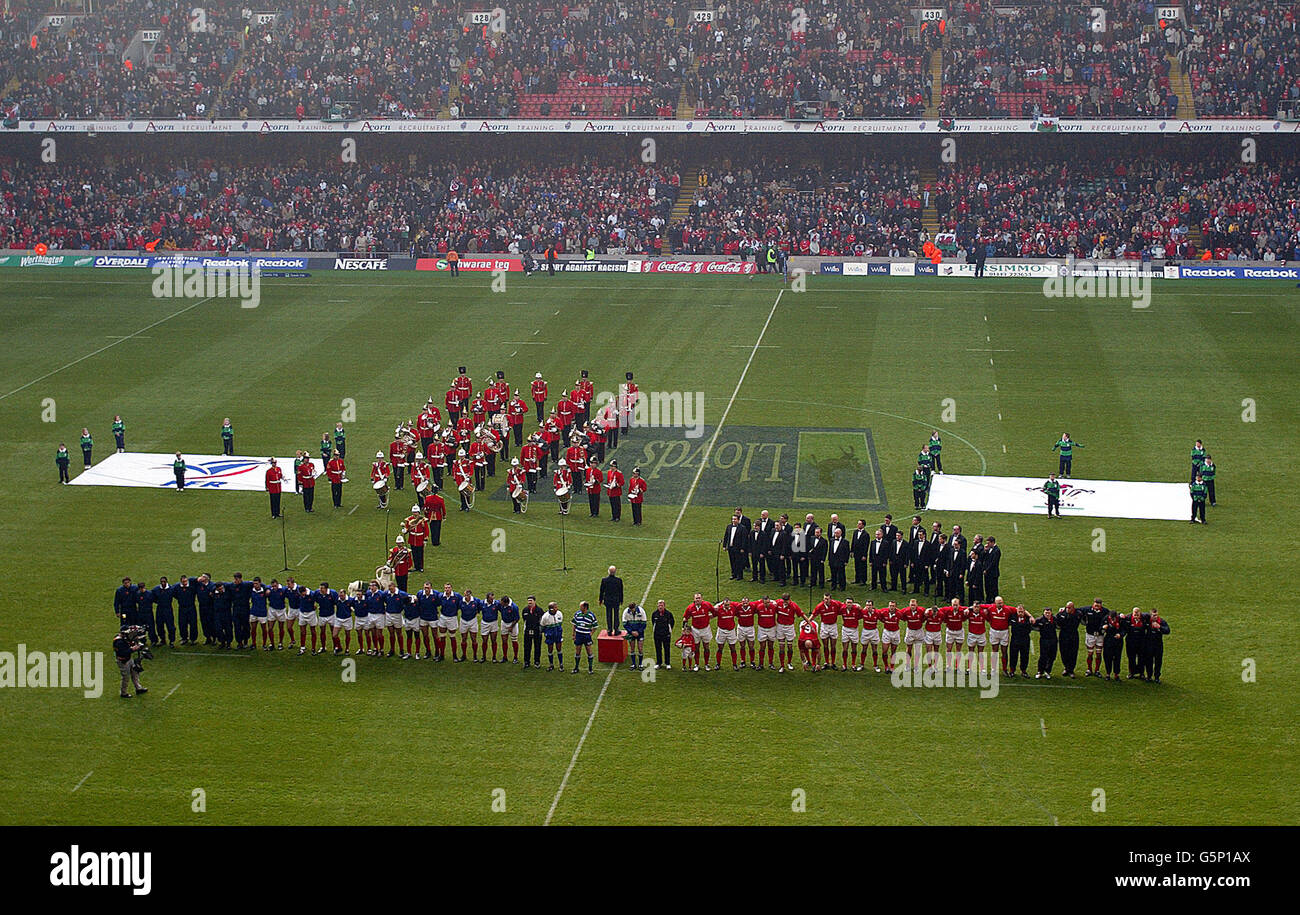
[543, 289, 785, 826]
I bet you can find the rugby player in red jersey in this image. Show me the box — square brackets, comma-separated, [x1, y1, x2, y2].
[812, 595, 844, 669]
[900, 599, 925, 672]
[941, 599, 968, 670]
[754, 596, 778, 670]
[683, 593, 715, 671]
[922, 602, 945, 666]
[797, 616, 821, 671]
[713, 598, 742, 670]
[874, 600, 899, 673]
[735, 597, 759, 669]
[774, 593, 804, 673]
[858, 600, 880, 672]
[965, 602, 990, 672]
[985, 596, 1013, 675]
[840, 598, 863, 671]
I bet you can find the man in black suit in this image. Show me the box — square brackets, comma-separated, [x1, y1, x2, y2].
[909, 515, 926, 543]
[983, 536, 1002, 598]
[932, 533, 951, 598]
[950, 524, 968, 555]
[826, 513, 846, 541]
[599, 566, 624, 634]
[723, 516, 748, 580]
[750, 511, 773, 582]
[879, 514, 899, 545]
[869, 530, 888, 590]
[734, 507, 752, 533]
[808, 527, 828, 588]
[966, 550, 984, 604]
[888, 531, 909, 591]
[909, 533, 929, 593]
[946, 542, 966, 602]
[789, 521, 809, 586]
[767, 520, 790, 585]
[827, 529, 850, 591]
[850, 519, 871, 585]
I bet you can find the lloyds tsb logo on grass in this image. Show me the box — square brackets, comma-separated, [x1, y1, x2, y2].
[151, 259, 261, 308]
[1042, 257, 1151, 309]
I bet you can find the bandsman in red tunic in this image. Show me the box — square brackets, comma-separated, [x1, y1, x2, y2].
[583, 459, 604, 517]
[530, 372, 548, 423]
[627, 467, 647, 525]
[265, 457, 285, 517]
[605, 459, 625, 522]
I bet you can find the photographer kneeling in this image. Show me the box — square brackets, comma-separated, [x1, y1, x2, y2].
[114, 626, 151, 699]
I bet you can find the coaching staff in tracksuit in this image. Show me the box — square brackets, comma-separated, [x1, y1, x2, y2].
[522, 597, 544, 669]
[1142, 611, 1170, 682]
[651, 600, 675, 670]
[1055, 602, 1082, 677]
[1007, 607, 1035, 677]
[1034, 608, 1057, 679]
[1123, 609, 1146, 679]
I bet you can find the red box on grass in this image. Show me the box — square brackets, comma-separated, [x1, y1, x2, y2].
[597, 631, 627, 664]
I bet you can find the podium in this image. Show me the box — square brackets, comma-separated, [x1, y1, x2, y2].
[597, 630, 628, 664]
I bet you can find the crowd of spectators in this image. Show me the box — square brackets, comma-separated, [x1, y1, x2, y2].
[6, 141, 1297, 260]
[0, 149, 681, 255]
[941, 1, 1179, 118]
[1179, 1, 1300, 119]
[4, 1, 1293, 120]
[932, 150, 1300, 260]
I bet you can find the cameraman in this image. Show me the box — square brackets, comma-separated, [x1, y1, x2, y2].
[113, 627, 150, 699]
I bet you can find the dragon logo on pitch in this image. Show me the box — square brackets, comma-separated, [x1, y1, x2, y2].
[157, 458, 270, 488]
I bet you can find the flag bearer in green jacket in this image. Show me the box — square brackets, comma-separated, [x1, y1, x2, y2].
[112, 415, 126, 452]
[1052, 432, 1083, 477]
[56, 444, 71, 483]
[1044, 473, 1062, 517]
[80, 428, 93, 468]
[912, 465, 929, 509]
[1200, 455, 1216, 506]
[1190, 476, 1207, 524]
[1190, 439, 1206, 481]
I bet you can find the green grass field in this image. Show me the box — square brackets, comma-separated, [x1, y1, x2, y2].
[0, 268, 1295, 825]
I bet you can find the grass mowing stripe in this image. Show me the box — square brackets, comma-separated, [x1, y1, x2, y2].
[543, 289, 785, 826]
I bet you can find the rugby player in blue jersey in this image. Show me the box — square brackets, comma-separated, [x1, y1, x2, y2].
[459, 588, 482, 662]
[572, 600, 598, 674]
[436, 583, 462, 661]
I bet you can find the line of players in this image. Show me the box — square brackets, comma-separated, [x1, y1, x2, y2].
[675, 593, 1170, 682]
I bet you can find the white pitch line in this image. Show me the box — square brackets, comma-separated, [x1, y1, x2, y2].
[348, 505, 358, 516]
[509, 350, 517, 358]
[727, 343, 780, 347]
[163, 683, 180, 701]
[72, 770, 93, 793]
[503, 341, 548, 345]
[1040, 717, 1047, 737]
[1002, 444, 1007, 453]
[1021, 575, 1027, 589]
[544, 288, 785, 827]
[0, 297, 214, 402]
[1012, 521, 1019, 534]
[299, 554, 311, 565]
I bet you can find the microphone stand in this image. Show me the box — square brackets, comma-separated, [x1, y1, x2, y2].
[557, 508, 570, 572]
[278, 511, 293, 573]
[715, 541, 721, 603]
